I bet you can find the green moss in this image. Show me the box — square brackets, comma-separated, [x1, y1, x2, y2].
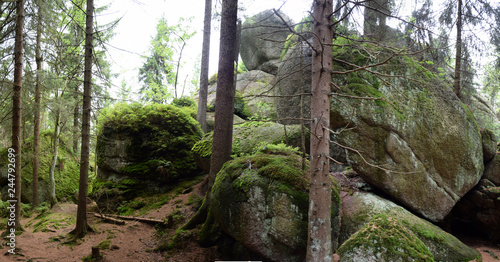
[339, 214, 434, 261]
[98, 239, 111, 250]
[97, 103, 202, 181]
[28, 213, 76, 233]
[191, 132, 213, 158]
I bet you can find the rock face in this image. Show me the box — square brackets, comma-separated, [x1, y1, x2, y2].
[481, 129, 497, 162]
[340, 191, 481, 261]
[192, 122, 309, 173]
[276, 38, 484, 221]
[452, 179, 500, 243]
[274, 42, 312, 125]
[338, 215, 434, 262]
[197, 70, 277, 120]
[466, 93, 500, 137]
[210, 149, 341, 261]
[240, 10, 292, 71]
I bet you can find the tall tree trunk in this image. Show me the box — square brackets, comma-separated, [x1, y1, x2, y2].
[32, 0, 42, 208]
[306, 0, 333, 261]
[174, 39, 186, 99]
[454, 0, 463, 99]
[207, 0, 238, 191]
[73, 0, 94, 238]
[48, 111, 60, 207]
[73, 83, 79, 154]
[7, 0, 25, 235]
[196, 0, 212, 133]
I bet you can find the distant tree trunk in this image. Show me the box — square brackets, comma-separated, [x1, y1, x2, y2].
[454, 0, 463, 99]
[32, 0, 42, 208]
[174, 38, 186, 99]
[306, 0, 333, 261]
[73, 0, 94, 238]
[207, 0, 238, 190]
[8, 0, 24, 234]
[196, 0, 212, 133]
[73, 84, 79, 154]
[363, 0, 390, 39]
[48, 110, 60, 207]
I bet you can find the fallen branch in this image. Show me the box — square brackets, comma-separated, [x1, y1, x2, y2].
[105, 214, 164, 225]
[91, 213, 126, 225]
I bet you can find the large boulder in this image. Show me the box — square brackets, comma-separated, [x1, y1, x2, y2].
[276, 37, 484, 221]
[94, 103, 202, 211]
[340, 191, 482, 261]
[481, 128, 497, 162]
[338, 215, 434, 262]
[451, 179, 500, 243]
[484, 154, 500, 185]
[210, 148, 341, 261]
[192, 122, 309, 173]
[196, 70, 277, 120]
[240, 10, 292, 71]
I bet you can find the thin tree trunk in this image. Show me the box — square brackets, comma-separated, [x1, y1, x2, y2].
[306, 0, 334, 261]
[174, 39, 186, 99]
[207, 0, 238, 191]
[454, 0, 463, 99]
[7, 0, 25, 234]
[49, 111, 60, 207]
[196, 0, 212, 133]
[73, 83, 79, 154]
[73, 0, 94, 238]
[32, 0, 42, 208]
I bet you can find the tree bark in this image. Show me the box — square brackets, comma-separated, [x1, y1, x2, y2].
[49, 110, 60, 207]
[73, 0, 94, 238]
[32, 0, 42, 208]
[73, 83, 79, 154]
[306, 0, 333, 261]
[8, 0, 24, 234]
[207, 0, 238, 191]
[196, 0, 212, 133]
[454, 0, 463, 99]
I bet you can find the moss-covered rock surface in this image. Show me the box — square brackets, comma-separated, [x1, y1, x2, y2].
[340, 191, 482, 261]
[338, 214, 434, 262]
[210, 145, 341, 262]
[94, 103, 202, 211]
[192, 121, 309, 173]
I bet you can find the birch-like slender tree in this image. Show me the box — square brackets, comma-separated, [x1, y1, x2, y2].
[32, 0, 43, 208]
[306, 0, 333, 260]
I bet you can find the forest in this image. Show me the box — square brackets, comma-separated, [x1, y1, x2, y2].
[1, 0, 500, 261]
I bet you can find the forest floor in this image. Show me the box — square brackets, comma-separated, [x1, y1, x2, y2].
[0, 177, 499, 262]
[0, 181, 220, 262]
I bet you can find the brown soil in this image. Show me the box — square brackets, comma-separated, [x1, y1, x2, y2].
[0, 182, 221, 262]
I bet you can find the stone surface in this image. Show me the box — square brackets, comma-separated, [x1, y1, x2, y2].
[210, 151, 341, 262]
[340, 191, 482, 261]
[329, 64, 483, 222]
[466, 93, 500, 137]
[274, 42, 312, 125]
[192, 121, 310, 173]
[484, 154, 500, 185]
[481, 129, 497, 162]
[452, 179, 500, 243]
[240, 10, 292, 70]
[196, 70, 277, 120]
[338, 215, 434, 262]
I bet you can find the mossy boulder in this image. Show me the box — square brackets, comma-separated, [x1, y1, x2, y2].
[191, 122, 309, 173]
[465, 94, 500, 138]
[94, 103, 202, 210]
[210, 148, 341, 261]
[340, 191, 481, 261]
[0, 130, 80, 203]
[484, 154, 500, 185]
[338, 214, 434, 262]
[277, 35, 484, 222]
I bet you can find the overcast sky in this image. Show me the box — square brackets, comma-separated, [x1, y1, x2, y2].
[95, 0, 312, 100]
